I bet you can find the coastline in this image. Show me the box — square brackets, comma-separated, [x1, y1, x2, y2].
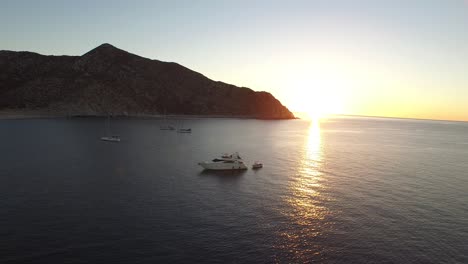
[0, 110, 298, 120]
[0, 110, 64, 120]
[3, 110, 465, 123]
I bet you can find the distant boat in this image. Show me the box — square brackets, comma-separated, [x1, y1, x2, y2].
[178, 128, 192, 133]
[252, 161, 263, 169]
[160, 110, 176, 130]
[177, 119, 192, 133]
[198, 152, 247, 170]
[101, 135, 121, 142]
[101, 115, 121, 142]
[160, 125, 175, 131]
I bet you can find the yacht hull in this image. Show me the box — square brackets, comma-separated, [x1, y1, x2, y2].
[198, 162, 247, 170]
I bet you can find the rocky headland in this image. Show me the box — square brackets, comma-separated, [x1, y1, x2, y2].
[0, 44, 295, 119]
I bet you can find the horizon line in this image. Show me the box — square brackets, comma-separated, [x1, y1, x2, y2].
[295, 113, 468, 124]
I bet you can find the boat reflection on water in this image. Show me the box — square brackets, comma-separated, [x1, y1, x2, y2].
[198, 169, 247, 179]
[277, 119, 332, 261]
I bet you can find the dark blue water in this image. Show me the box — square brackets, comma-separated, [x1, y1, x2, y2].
[0, 116, 467, 263]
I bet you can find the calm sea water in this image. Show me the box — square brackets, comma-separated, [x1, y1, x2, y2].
[0, 116, 467, 263]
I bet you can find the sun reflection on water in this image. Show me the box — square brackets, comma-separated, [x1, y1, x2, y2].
[277, 119, 331, 261]
[305, 119, 322, 165]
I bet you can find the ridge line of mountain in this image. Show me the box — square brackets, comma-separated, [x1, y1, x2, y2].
[0, 43, 295, 119]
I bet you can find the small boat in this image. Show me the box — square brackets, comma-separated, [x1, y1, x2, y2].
[198, 152, 247, 170]
[177, 119, 191, 133]
[160, 110, 175, 130]
[252, 162, 263, 169]
[160, 125, 175, 130]
[178, 128, 192, 133]
[101, 116, 120, 142]
[101, 135, 121, 142]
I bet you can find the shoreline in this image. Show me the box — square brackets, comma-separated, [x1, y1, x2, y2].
[1, 110, 465, 123]
[0, 110, 298, 120]
[0, 110, 63, 120]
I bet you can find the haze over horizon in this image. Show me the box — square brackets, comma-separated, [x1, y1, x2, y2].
[2, 0, 468, 121]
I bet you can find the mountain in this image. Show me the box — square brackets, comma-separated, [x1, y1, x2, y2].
[0, 43, 295, 119]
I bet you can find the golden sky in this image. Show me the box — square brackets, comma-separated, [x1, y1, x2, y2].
[3, 1, 468, 121]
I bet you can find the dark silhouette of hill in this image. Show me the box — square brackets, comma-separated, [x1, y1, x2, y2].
[0, 43, 294, 119]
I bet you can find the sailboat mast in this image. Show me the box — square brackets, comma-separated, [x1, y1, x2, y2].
[107, 115, 111, 135]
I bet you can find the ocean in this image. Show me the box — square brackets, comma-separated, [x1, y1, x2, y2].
[0, 116, 467, 263]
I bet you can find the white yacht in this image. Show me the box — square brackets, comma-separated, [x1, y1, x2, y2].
[198, 152, 248, 170]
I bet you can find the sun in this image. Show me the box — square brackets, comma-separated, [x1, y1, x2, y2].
[291, 78, 346, 120]
[282, 65, 351, 120]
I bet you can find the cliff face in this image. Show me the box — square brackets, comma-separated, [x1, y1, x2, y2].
[0, 44, 295, 119]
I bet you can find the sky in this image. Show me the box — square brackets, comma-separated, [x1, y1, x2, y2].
[1, 0, 468, 121]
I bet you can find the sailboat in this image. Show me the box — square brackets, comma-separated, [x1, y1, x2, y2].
[160, 110, 175, 130]
[177, 118, 192, 133]
[101, 115, 121, 142]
